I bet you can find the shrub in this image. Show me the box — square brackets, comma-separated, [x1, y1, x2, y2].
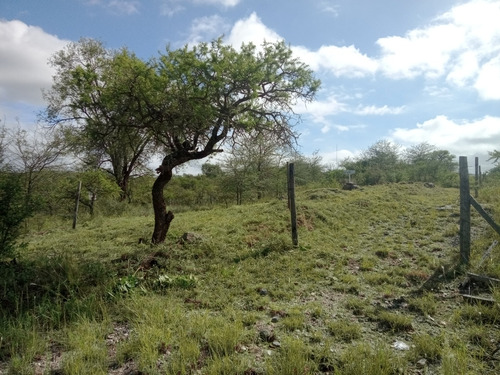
[0, 173, 34, 259]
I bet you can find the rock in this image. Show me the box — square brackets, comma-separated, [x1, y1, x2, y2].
[424, 182, 435, 188]
[271, 315, 279, 323]
[259, 329, 275, 342]
[271, 341, 281, 348]
[391, 341, 410, 351]
[258, 288, 268, 296]
[416, 358, 427, 368]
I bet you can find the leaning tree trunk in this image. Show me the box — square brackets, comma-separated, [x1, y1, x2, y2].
[151, 168, 175, 244]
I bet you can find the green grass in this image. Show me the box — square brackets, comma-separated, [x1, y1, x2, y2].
[1, 183, 499, 374]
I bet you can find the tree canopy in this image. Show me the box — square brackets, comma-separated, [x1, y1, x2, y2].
[44, 38, 321, 243]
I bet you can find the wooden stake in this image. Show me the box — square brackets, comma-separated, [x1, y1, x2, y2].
[288, 163, 298, 247]
[459, 156, 470, 265]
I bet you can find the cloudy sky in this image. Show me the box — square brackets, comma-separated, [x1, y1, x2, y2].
[1, 0, 499, 171]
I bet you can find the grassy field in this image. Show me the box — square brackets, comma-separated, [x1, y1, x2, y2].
[1, 183, 499, 374]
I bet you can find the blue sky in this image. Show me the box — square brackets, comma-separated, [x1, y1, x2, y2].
[1, 0, 500, 172]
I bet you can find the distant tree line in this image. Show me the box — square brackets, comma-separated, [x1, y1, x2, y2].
[4, 108, 500, 259]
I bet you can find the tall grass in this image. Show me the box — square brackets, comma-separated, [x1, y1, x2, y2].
[0, 183, 499, 374]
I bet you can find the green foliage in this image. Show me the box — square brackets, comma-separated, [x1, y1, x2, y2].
[153, 273, 197, 290]
[0, 172, 34, 258]
[376, 310, 414, 332]
[337, 342, 404, 375]
[326, 319, 362, 342]
[407, 332, 444, 363]
[266, 338, 316, 375]
[2, 183, 500, 374]
[340, 140, 457, 187]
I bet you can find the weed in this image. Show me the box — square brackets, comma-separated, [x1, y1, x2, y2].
[153, 273, 197, 290]
[281, 309, 305, 331]
[407, 332, 444, 363]
[326, 319, 362, 342]
[3, 184, 499, 374]
[61, 320, 110, 375]
[359, 256, 376, 271]
[165, 338, 201, 374]
[408, 293, 438, 315]
[377, 310, 413, 332]
[337, 342, 405, 375]
[206, 318, 245, 357]
[344, 297, 369, 316]
[266, 337, 316, 375]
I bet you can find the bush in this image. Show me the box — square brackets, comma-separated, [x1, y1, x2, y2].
[0, 173, 34, 259]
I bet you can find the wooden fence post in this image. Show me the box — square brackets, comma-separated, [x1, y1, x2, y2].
[459, 156, 470, 265]
[288, 163, 298, 247]
[474, 157, 479, 198]
[73, 181, 82, 229]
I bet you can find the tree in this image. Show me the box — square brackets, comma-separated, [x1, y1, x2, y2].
[77, 170, 122, 216]
[221, 132, 289, 203]
[0, 173, 34, 259]
[44, 39, 154, 201]
[289, 151, 325, 186]
[342, 140, 403, 185]
[488, 150, 500, 164]
[9, 125, 68, 201]
[0, 122, 6, 168]
[146, 39, 320, 243]
[404, 143, 456, 183]
[45, 38, 320, 244]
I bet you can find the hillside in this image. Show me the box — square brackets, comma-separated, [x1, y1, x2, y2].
[1, 183, 499, 374]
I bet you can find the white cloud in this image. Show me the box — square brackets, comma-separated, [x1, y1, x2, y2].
[446, 51, 479, 87]
[0, 20, 68, 107]
[377, 24, 464, 79]
[317, 1, 340, 17]
[391, 115, 500, 157]
[86, 0, 140, 15]
[160, 0, 239, 16]
[474, 56, 500, 100]
[293, 44, 377, 78]
[226, 12, 282, 48]
[297, 94, 347, 126]
[354, 104, 405, 116]
[193, 0, 240, 6]
[159, 0, 185, 16]
[186, 15, 228, 45]
[318, 149, 357, 168]
[376, 0, 500, 100]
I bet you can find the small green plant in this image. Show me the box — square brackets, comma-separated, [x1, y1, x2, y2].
[281, 309, 305, 331]
[112, 275, 142, 296]
[407, 332, 443, 363]
[166, 338, 201, 374]
[408, 293, 438, 316]
[61, 320, 109, 375]
[359, 256, 376, 271]
[337, 342, 404, 375]
[206, 318, 245, 357]
[327, 319, 362, 342]
[153, 274, 197, 290]
[266, 337, 316, 375]
[344, 297, 369, 316]
[377, 311, 413, 332]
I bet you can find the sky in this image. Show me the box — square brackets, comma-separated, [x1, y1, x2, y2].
[1, 0, 500, 173]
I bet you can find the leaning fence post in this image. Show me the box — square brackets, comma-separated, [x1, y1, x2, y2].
[287, 163, 298, 247]
[459, 156, 470, 265]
